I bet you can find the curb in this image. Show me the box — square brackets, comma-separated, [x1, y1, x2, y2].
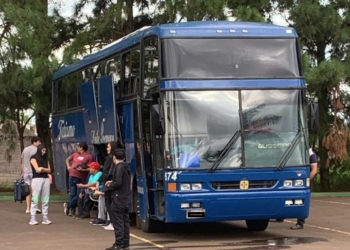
[0, 195, 69, 201]
[311, 192, 350, 197]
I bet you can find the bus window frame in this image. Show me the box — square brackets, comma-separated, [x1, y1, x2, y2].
[121, 44, 141, 98]
[141, 36, 160, 99]
[159, 36, 302, 80]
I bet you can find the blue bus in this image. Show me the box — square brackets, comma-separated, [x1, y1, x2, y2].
[52, 21, 311, 233]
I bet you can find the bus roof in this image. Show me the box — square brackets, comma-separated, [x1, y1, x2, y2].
[53, 21, 297, 81]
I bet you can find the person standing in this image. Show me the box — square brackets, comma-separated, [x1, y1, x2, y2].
[290, 148, 318, 230]
[91, 141, 120, 227]
[21, 136, 42, 214]
[104, 149, 131, 250]
[29, 144, 52, 225]
[64, 142, 93, 216]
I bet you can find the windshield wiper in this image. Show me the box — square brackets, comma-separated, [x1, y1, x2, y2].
[208, 130, 242, 173]
[275, 130, 304, 171]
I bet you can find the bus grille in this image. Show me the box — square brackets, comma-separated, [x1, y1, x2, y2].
[211, 180, 277, 190]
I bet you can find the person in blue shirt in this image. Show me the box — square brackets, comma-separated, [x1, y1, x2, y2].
[76, 162, 102, 219]
[271, 148, 318, 229]
[290, 148, 318, 230]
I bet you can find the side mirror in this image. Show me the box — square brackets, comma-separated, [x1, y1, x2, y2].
[151, 104, 165, 136]
[308, 102, 319, 133]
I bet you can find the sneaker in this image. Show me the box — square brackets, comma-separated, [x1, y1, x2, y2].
[90, 219, 98, 224]
[63, 203, 69, 216]
[29, 220, 38, 225]
[104, 223, 114, 231]
[105, 244, 123, 250]
[92, 219, 106, 226]
[36, 209, 41, 214]
[25, 209, 30, 214]
[42, 219, 52, 225]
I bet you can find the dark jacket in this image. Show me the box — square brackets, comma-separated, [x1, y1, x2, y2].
[103, 162, 131, 206]
[98, 155, 113, 183]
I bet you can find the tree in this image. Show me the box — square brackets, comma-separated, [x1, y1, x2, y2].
[275, 0, 350, 191]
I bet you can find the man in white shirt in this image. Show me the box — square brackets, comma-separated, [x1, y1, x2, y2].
[21, 136, 42, 213]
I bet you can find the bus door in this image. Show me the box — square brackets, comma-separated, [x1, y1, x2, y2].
[79, 80, 99, 143]
[141, 99, 164, 217]
[97, 75, 117, 143]
[118, 101, 149, 222]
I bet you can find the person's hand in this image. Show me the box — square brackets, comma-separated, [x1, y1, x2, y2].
[48, 174, 53, 184]
[36, 167, 43, 173]
[94, 190, 104, 196]
[105, 180, 112, 186]
[89, 187, 97, 191]
[77, 183, 84, 188]
[79, 193, 84, 199]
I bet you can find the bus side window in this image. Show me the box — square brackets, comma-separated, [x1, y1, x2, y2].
[123, 53, 131, 96]
[106, 56, 122, 99]
[122, 49, 140, 96]
[55, 80, 65, 112]
[92, 64, 100, 102]
[66, 73, 79, 109]
[143, 38, 159, 98]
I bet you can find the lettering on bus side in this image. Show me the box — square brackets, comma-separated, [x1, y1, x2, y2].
[58, 120, 75, 139]
[91, 121, 115, 144]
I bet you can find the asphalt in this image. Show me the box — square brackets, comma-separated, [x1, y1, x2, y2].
[1, 197, 350, 250]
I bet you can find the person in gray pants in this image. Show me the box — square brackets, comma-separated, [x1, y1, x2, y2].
[29, 144, 52, 225]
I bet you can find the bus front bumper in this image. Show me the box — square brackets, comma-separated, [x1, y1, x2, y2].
[164, 190, 310, 223]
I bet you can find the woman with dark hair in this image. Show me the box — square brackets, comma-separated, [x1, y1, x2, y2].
[29, 144, 52, 225]
[91, 141, 121, 228]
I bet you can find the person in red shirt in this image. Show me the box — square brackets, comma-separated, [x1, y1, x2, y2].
[63, 142, 93, 217]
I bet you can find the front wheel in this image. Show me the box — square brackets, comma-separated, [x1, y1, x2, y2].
[245, 219, 269, 231]
[141, 217, 163, 233]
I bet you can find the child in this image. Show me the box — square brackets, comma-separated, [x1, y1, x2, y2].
[76, 162, 102, 219]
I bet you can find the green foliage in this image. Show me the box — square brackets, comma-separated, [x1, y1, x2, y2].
[1, 0, 350, 191]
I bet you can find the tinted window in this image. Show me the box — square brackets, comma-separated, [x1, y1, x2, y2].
[241, 89, 307, 167]
[66, 73, 79, 109]
[162, 39, 300, 78]
[57, 80, 66, 112]
[107, 56, 122, 98]
[143, 38, 159, 97]
[123, 49, 140, 96]
[164, 91, 241, 169]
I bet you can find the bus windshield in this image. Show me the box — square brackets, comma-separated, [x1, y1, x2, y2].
[164, 90, 307, 169]
[162, 38, 300, 78]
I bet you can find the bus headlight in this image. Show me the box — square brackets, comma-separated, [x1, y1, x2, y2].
[192, 202, 201, 208]
[306, 178, 310, 187]
[180, 184, 191, 191]
[283, 180, 293, 187]
[181, 203, 190, 208]
[294, 180, 304, 186]
[192, 183, 202, 190]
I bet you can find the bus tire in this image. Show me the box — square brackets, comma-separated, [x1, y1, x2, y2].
[245, 219, 269, 231]
[131, 185, 142, 229]
[141, 217, 162, 233]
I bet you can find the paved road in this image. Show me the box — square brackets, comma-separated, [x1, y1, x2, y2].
[1, 197, 350, 250]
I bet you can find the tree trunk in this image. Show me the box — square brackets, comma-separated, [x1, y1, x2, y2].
[317, 91, 330, 191]
[36, 112, 56, 190]
[126, 0, 134, 33]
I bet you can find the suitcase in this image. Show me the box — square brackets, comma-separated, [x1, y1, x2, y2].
[14, 179, 30, 203]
